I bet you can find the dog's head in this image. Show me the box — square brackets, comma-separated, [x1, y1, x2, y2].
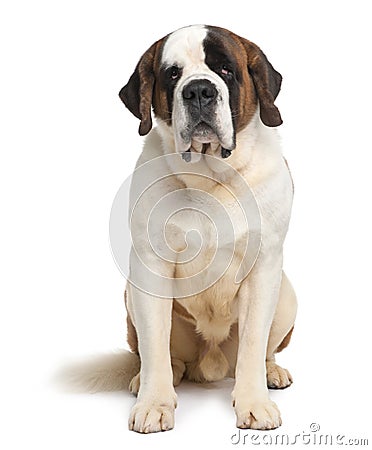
[119, 25, 282, 160]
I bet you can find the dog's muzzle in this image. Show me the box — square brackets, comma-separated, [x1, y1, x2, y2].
[181, 78, 234, 161]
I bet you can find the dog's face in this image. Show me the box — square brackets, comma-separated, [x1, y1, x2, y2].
[119, 25, 282, 160]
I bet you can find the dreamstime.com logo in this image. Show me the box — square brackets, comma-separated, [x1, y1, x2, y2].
[109, 153, 262, 298]
[230, 423, 369, 446]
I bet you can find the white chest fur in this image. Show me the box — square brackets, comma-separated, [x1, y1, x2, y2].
[129, 120, 292, 344]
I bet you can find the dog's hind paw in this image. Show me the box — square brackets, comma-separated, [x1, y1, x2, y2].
[266, 361, 293, 389]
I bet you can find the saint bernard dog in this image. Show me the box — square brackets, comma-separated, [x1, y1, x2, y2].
[118, 25, 297, 433]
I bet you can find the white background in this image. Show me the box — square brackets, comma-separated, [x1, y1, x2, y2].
[1, 0, 371, 448]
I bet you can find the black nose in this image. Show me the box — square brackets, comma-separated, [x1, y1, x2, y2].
[182, 79, 218, 108]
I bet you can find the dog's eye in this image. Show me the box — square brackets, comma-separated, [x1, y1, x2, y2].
[170, 66, 181, 80]
[221, 65, 233, 77]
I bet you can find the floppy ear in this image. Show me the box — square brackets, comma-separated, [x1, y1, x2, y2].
[240, 38, 283, 127]
[118, 42, 159, 136]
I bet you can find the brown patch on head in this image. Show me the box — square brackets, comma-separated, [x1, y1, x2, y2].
[203, 26, 258, 132]
[205, 26, 282, 129]
[152, 47, 174, 125]
[235, 45, 260, 131]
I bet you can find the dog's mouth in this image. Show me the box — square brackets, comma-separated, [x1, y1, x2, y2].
[181, 122, 234, 162]
[191, 122, 217, 143]
[181, 142, 232, 162]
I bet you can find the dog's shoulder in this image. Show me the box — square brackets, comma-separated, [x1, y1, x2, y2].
[130, 129, 184, 223]
[135, 128, 165, 168]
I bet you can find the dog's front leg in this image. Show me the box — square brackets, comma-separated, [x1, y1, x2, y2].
[232, 252, 283, 430]
[127, 256, 176, 433]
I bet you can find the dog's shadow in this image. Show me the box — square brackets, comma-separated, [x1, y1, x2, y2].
[53, 352, 294, 427]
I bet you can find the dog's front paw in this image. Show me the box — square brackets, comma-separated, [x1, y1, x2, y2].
[128, 393, 177, 433]
[232, 392, 282, 430]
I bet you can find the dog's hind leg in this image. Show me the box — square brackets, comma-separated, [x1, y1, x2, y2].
[266, 271, 297, 389]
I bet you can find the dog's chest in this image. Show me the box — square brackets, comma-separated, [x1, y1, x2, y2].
[167, 187, 250, 339]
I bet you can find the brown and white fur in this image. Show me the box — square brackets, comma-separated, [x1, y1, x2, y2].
[119, 25, 297, 433]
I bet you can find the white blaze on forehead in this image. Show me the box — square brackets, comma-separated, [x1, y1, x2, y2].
[160, 24, 235, 156]
[162, 25, 207, 67]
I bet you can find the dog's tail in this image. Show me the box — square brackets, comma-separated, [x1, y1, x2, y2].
[55, 350, 140, 393]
